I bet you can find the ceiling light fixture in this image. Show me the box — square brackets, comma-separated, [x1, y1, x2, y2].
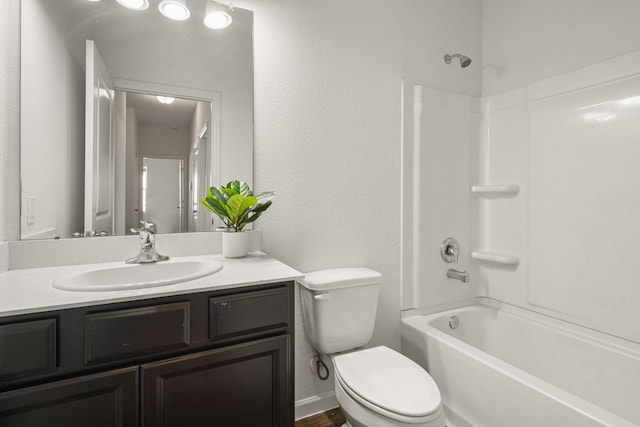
[156, 96, 176, 104]
[204, 0, 233, 29]
[116, 0, 149, 11]
[158, 0, 190, 21]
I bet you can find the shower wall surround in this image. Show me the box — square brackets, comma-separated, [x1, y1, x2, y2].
[479, 51, 640, 344]
[401, 85, 480, 310]
[403, 50, 640, 347]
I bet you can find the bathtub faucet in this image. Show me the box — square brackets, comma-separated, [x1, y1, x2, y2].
[447, 268, 469, 283]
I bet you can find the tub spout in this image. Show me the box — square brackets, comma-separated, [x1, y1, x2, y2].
[447, 268, 469, 283]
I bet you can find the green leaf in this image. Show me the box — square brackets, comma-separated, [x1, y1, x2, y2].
[220, 186, 237, 197]
[238, 181, 251, 196]
[250, 200, 272, 214]
[200, 197, 223, 216]
[199, 196, 229, 224]
[201, 181, 273, 231]
[223, 180, 251, 197]
[255, 191, 274, 203]
[227, 194, 257, 220]
[228, 181, 241, 194]
[207, 186, 228, 203]
[243, 212, 262, 224]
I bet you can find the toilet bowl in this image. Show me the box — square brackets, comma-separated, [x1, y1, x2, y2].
[332, 346, 445, 427]
[298, 268, 446, 427]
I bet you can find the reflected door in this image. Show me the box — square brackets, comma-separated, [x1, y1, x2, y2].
[84, 40, 115, 235]
[141, 157, 183, 234]
[189, 133, 209, 232]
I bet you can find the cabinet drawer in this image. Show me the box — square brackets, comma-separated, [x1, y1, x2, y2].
[0, 318, 56, 381]
[209, 287, 290, 342]
[85, 302, 190, 364]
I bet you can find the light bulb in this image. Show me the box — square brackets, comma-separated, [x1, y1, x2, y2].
[156, 96, 176, 104]
[116, 0, 149, 11]
[158, 0, 190, 21]
[204, 1, 232, 29]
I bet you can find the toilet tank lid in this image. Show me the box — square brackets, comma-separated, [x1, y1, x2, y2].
[298, 268, 382, 291]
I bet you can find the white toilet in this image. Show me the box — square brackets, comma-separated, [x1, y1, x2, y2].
[298, 268, 446, 427]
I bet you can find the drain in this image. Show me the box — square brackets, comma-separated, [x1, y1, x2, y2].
[449, 315, 460, 329]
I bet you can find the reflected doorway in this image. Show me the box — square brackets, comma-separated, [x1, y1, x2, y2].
[141, 157, 184, 234]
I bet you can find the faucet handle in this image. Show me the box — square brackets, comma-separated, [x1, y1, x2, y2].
[125, 219, 169, 264]
[141, 220, 157, 233]
[131, 220, 157, 235]
[441, 237, 460, 263]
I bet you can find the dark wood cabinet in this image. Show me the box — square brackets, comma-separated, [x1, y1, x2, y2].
[0, 366, 138, 427]
[142, 336, 290, 427]
[0, 281, 294, 427]
[0, 318, 56, 381]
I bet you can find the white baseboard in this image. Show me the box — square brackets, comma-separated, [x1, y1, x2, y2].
[295, 391, 340, 421]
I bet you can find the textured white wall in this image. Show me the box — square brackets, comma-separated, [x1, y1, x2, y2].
[20, 0, 85, 239]
[483, 0, 640, 95]
[244, 0, 482, 414]
[0, 0, 21, 242]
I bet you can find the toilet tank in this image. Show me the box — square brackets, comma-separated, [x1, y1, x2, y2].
[298, 268, 381, 354]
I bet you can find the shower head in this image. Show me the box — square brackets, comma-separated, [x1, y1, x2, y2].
[444, 53, 472, 68]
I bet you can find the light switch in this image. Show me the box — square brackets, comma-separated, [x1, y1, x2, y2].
[25, 196, 35, 225]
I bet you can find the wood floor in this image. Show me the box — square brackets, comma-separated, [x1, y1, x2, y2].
[295, 408, 346, 427]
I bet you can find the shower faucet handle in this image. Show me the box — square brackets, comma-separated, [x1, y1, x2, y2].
[441, 237, 460, 263]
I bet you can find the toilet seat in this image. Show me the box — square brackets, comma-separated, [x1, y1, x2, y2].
[333, 346, 442, 423]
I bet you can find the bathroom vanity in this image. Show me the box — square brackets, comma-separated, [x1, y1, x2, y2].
[0, 253, 300, 427]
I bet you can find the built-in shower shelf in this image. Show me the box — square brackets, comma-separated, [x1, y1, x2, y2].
[471, 251, 520, 265]
[471, 184, 520, 196]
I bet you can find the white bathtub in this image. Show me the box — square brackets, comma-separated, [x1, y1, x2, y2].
[400, 299, 640, 427]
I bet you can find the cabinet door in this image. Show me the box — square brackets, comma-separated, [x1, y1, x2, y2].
[142, 336, 291, 427]
[0, 366, 138, 427]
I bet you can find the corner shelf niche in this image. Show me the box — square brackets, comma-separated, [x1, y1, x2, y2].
[471, 251, 520, 265]
[471, 184, 520, 196]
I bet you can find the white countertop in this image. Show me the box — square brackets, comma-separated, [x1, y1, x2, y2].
[0, 252, 303, 317]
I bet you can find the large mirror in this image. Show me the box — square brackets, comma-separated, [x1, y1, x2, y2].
[20, 0, 253, 239]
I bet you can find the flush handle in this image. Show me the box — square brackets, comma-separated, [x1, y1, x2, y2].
[313, 293, 330, 301]
[441, 238, 460, 263]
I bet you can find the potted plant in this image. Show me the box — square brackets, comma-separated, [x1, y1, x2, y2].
[200, 180, 274, 257]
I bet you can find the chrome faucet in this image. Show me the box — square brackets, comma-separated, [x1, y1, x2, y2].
[447, 268, 469, 283]
[126, 221, 170, 264]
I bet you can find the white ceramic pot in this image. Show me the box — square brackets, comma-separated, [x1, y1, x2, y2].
[222, 231, 250, 258]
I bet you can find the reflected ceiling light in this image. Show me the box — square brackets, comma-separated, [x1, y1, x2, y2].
[581, 112, 616, 123]
[116, 0, 149, 11]
[204, 0, 233, 29]
[156, 96, 176, 104]
[158, 0, 191, 21]
[617, 95, 640, 106]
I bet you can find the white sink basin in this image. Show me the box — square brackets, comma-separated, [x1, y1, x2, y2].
[52, 258, 223, 291]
